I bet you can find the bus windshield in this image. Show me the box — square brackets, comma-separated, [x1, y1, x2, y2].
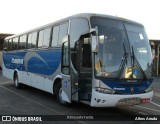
[91, 17, 152, 79]
[125, 22, 152, 78]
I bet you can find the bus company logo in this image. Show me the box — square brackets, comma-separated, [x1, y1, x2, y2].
[113, 87, 125, 90]
[11, 58, 24, 64]
[2, 116, 11, 121]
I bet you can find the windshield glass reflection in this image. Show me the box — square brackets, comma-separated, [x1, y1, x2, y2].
[91, 17, 152, 79]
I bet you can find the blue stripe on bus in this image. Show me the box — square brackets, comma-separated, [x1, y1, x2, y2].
[3, 49, 61, 75]
[101, 79, 153, 94]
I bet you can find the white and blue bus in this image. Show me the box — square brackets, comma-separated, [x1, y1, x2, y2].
[2, 13, 153, 107]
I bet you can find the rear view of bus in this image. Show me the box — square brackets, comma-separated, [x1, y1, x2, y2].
[90, 16, 153, 107]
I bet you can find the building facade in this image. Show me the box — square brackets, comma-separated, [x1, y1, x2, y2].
[150, 39, 160, 76]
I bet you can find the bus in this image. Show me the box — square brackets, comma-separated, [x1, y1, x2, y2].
[2, 13, 153, 107]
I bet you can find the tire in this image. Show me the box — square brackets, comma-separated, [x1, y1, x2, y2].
[14, 73, 21, 89]
[56, 83, 70, 106]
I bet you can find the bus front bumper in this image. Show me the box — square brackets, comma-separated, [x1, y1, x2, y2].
[90, 89, 153, 107]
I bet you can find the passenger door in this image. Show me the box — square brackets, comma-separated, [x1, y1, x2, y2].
[61, 35, 72, 103]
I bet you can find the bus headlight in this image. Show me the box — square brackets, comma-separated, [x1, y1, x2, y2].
[145, 85, 153, 93]
[94, 87, 115, 94]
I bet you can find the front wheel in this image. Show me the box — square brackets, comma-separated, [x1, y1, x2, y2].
[14, 73, 21, 89]
[56, 83, 70, 106]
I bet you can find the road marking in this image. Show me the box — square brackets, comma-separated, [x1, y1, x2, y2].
[0, 84, 61, 114]
[0, 84, 87, 124]
[0, 81, 12, 85]
[138, 112, 148, 115]
[151, 101, 160, 108]
[135, 105, 160, 113]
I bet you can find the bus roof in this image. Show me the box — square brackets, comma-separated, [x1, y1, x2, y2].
[5, 13, 143, 40]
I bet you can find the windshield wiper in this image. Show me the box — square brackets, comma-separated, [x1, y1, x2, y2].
[118, 43, 128, 79]
[131, 46, 147, 80]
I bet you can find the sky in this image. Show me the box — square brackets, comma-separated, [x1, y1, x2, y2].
[0, 0, 159, 39]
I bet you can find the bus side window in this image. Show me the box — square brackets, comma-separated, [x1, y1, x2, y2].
[22, 35, 27, 50]
[19, 36, 23, 50]
[27, 34, 32, 49]
[32, 32, 37, 49]
[51, 25, 59, 47]
[19, 35, 27, 50]
[58, 22, 68, 46]
[38, 30, 44, 48]
[13, 37, 18, 51]
[3, 40, 8, 51]
[43, 27, 51, 47]
[8, 39, 12, 51]
[70, 18, 89, 48]
[12, 39, 15, 50]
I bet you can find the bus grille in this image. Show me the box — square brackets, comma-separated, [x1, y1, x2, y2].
[115, 97, 141, 106]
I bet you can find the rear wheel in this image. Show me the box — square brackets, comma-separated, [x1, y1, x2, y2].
[56, 82, 70, 106]
[14, 73, 21, 89]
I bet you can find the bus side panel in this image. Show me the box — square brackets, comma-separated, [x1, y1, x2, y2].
[3, 49, 61, 93]
[22, 71, 32, 86]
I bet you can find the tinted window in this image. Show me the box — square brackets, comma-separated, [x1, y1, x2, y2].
[19, 36, 23, 50]
[22, 35, 27, 49]
[51, 25, 59, 47]
[58, 22, 68, 46]
[32, 32, 37, 48]
[19, 35, 27, 50]
[38, 30, 44, 48]
[27, 34, 32, 49]
[62, 41, 69, 74]
[8, 39, 12, 51]
[13, 37, 18, 50]
[70, 18, 89, 48]
[43, 27, 51, 47]
[3, 40, 8, 50]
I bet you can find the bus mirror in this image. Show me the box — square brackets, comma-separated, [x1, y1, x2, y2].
[90, 27, 98, 35]
[3, 47, 7, 51]
[99, 35, 105, 45]
[62, 35, 69, 43]
[90, 28, 96, 34]
[91, 36, 99, 53]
